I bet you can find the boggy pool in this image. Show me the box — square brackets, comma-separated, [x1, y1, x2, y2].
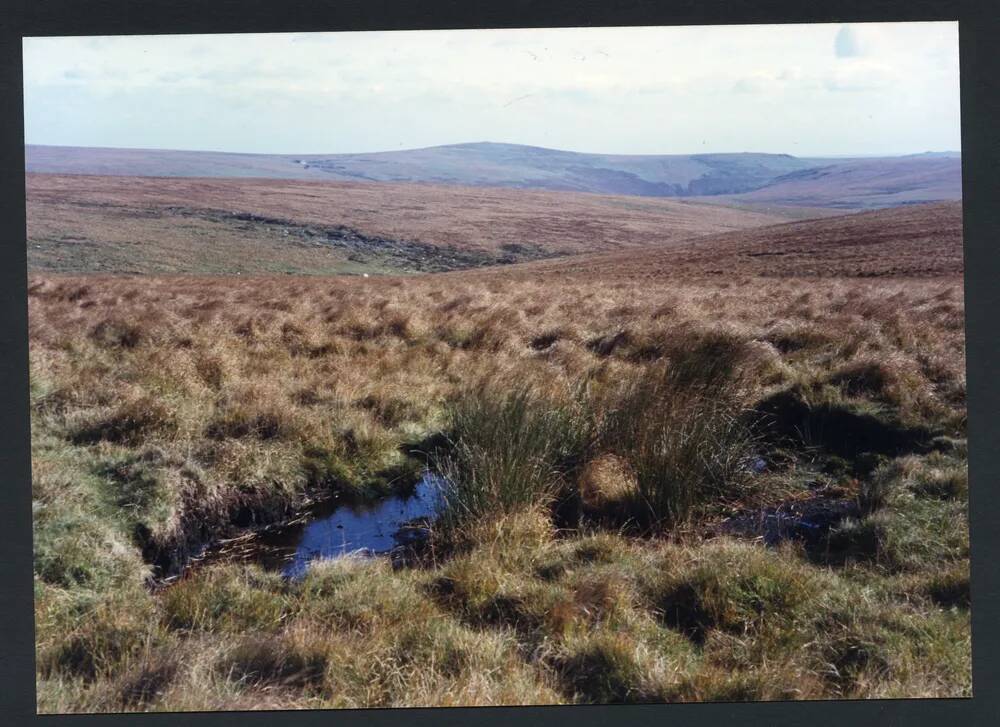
[209, 472, 448, 579]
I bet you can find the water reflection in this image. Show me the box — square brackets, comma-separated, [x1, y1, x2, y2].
[256, 472, 447, 578]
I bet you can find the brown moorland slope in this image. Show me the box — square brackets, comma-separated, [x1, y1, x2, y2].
[486, 201, 963, 281]
[27, 173, 804, 275]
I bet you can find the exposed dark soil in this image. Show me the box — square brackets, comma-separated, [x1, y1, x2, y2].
[160, 205, 556, 272]
[754, 389, 937, 465]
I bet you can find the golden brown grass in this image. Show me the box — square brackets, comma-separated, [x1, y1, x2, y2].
[30, 268, 969, 712]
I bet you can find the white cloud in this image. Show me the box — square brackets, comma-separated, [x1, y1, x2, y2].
[824, 60, 898, 92]
[733, 74, 776, 94]
[22, 22, 960, 156]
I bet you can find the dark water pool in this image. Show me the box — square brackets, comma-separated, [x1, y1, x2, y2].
[720, 494, 859, 548]
[250, 472, 447, 578]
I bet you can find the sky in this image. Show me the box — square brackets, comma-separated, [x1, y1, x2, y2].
[22, 22, 960, 157]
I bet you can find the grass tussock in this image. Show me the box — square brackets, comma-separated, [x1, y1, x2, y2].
[651, 542, 818, 642]
[595, 335, 759, 528]
[435, 382, 590, 535]
[438, 332, 760, 536]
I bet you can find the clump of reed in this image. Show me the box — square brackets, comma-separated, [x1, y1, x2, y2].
[434, 381, 591, 535]
[438, 332, 760, 536]
[594, 332, 759, 528]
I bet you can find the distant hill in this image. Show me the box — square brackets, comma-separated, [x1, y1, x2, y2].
[25, 143, 814, 196]
[25, 142, 962, 210]
[708, 155, 963, 210]
[24, 145, 335, 180]
[491, 201, 963, 280]
[290, 143, 821, 197]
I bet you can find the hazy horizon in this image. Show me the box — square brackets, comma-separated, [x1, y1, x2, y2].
[22, 140, 961, 159]
[23, 23, 960, 158]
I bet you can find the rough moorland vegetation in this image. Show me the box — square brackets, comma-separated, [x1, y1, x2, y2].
[30, 268, 968, 711]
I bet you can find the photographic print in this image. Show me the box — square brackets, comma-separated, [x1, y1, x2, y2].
[23, 23, 968, 713]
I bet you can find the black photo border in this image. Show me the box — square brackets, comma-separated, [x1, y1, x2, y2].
[1, 1, 996, 725]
